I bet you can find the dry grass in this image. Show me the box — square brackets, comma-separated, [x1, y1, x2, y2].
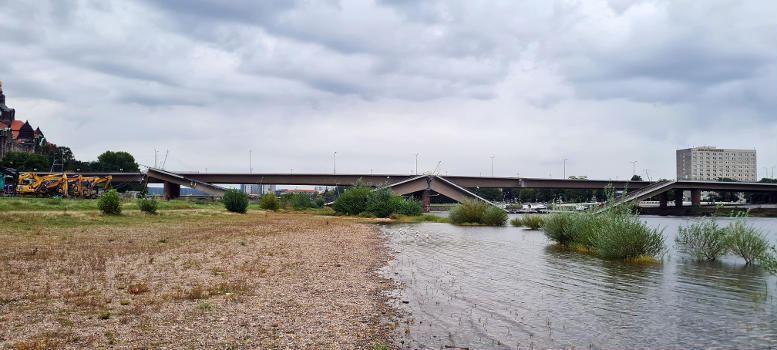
[0, 209, 396, 349]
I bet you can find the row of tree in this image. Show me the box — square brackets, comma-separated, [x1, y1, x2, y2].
[1, 147, 139, 173]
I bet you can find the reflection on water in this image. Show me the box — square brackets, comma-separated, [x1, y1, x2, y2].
[380, 216, 777, 349]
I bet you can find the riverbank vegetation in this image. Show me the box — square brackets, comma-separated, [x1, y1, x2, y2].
[676, 214, 777, 269]
[542, 205, 665, 261]
[448, 200, 507, 226]
[332, 185, 422, 218]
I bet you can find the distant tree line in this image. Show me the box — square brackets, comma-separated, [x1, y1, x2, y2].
[1, 147, 139, 173]
[1, 148, 143, 192]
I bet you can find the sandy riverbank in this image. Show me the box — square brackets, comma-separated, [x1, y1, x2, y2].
[0, 210, 397, 349]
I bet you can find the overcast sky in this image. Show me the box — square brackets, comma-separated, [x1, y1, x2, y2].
[1, 0, 775, 180]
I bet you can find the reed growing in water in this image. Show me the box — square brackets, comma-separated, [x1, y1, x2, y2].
[541, 187, 665, 260]
[449, 200, 507, 226]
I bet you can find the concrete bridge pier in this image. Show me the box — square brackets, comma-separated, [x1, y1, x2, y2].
[422, 189, 431, 213]
[674, 189, 684, 207]
[163, 181, 180, 200]
[691, 189, 702, 207]
[659, 192, 668, 209]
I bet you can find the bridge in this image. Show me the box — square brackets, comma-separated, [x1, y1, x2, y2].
[60, 168, 777, 212]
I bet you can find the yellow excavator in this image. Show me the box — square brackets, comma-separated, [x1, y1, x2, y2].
[16, 173, 69, 197]
[15, 173, 112, 198]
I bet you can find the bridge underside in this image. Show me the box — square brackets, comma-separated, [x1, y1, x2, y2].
[388, 175, 496, 212]
[146, 168, 228, 200]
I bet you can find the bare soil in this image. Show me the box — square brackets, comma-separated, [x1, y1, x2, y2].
[0, 210, 396, 349]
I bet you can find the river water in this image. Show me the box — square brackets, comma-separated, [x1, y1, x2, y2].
[380, 215, 777, 349]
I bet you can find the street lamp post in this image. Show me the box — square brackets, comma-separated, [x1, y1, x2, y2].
[490, 155, 495, 177]
[563, 159, 568, 179]
[415, 153, 419, 175]
[333, 152, 337, 175]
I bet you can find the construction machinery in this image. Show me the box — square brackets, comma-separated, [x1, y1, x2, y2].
[12, 173, 111, 198]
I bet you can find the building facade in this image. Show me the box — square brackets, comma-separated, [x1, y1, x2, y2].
[0, 81, 48, 160]
[676, 147, 757, 182]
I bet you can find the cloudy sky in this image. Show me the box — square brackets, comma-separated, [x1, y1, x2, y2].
[1, 0, 775, 180]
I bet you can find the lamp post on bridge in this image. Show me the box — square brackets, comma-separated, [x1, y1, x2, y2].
[333, 152, 337, 175]
[415, 153, 419, 175]
[563, 159, 568, 179]
[490, 155, 495, 177]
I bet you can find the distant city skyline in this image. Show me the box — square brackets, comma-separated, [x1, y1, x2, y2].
[0, 1, 775, 180]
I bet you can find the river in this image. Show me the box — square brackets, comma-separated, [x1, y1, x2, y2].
[380, 215, 777, 349]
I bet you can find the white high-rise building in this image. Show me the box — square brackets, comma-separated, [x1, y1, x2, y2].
[676, 146, 757, 182]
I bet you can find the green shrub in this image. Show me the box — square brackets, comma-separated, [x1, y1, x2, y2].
[98, 190, 121, 215]
[223, 189, 249, 214]
[448, 200, 506, 226]
[137, 197, 158, 214]
[521, 214, 544, 230]
[281, 192, 313, 210]
[358, 211, 376, 218]
[675, 218, 728, 261]
[331, 185, 423, 218]
[759, 247, 777, 274]
[332, 185, 373, 216]
[593, 214, 665, 259]
[259, 193, 280, 211]
[398, 198, 423, 216]
[541, 209, 665, 260]
[510, 217, 523, 227]
[542, 212, 575, 244]
[724, 217, 771, 265]
[449, 200, 489, 224]
[481, 206, 508, 226]
[367, 187, 403, 218]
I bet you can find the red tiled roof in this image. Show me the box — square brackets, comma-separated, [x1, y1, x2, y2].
[10, 120, 23, 130]
[0, 122, 7, 129]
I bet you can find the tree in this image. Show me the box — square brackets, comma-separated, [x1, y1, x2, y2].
[0, 152, 49, 171]
[630, 175, 643, 181]
[96, 151, 140, 172]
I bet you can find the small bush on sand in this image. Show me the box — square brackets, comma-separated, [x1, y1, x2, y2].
[333, 185, 373, 216]
[398, 197, 423, 216]
[724, 216, 771, 265]
[98, 190, 121, 215]
[137, 197, 158, 214]
[675, 217, 728, 261]
[259, 193, 280, 211]
[223, 189, 249, 214]
[332, 185, 424, 218]
[521, 215, 544, 230]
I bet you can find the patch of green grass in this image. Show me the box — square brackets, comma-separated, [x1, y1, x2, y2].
[371, 342, 392, 350]
[196, 302, 212, 310]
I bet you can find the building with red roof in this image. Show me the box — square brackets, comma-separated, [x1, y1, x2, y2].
[0, 81, 50, 160]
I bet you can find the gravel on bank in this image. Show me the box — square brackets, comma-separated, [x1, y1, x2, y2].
[0, 211, 397, 349]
